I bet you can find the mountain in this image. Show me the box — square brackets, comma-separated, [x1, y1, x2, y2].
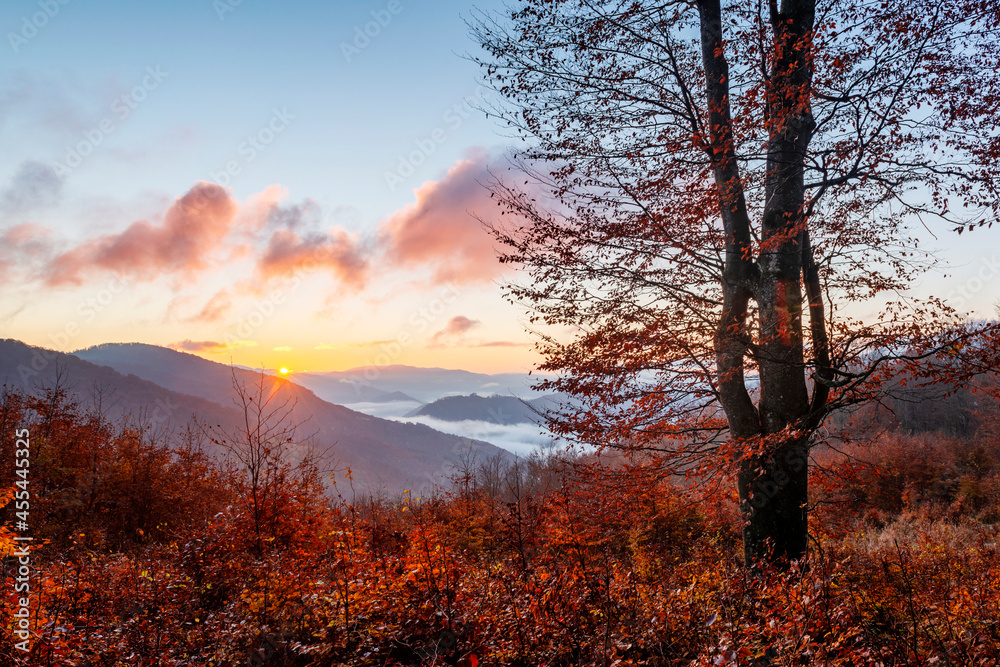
[26, 341, 513, 490]
[298, 365, 534, 404]
[372, 390, 421, 403]
[406, 393, 561, 425]
[280, 372, 408, 405]
[266, 373, 398, 405]
[1, 338, 242, 430]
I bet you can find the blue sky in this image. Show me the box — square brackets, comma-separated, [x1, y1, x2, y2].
[0, 0, 541, 373]
[0, 0, 996, 374]
[2, 0, 501, 213]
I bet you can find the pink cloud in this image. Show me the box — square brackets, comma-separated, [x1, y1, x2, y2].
[378, 151, 504, 285]
[1, 222, 51, 250]
[188, 289, 233, 323]
[0, 222, 51, 282]
[255, 228, 369, 287]
[430, 315, 481, 347]
[0, 222, 51, 256]
[234, 185, 287, 234]
[45, 182, 238, 286]
[170, 339, 257, 353]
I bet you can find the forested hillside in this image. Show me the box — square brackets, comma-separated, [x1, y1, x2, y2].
[2, 379, 999, 664]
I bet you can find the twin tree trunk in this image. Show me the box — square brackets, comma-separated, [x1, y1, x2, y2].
[699, 0, 826, 566]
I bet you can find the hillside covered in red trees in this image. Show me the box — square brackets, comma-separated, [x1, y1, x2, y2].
[2, 373, 999, 665]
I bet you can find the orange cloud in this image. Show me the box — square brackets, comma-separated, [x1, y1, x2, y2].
[170, 339, 257, 353]
[45, 182, 238, 286]
[255, 228, 369, 287]
[187, 289, 233, 323]
[378, 151, 503, 285]
[5, 154, 512, 324]
[430, 315, 481, 347]
[0, 222, 51, 283]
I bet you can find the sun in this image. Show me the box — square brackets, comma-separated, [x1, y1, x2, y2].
[279, 367, 289, 375]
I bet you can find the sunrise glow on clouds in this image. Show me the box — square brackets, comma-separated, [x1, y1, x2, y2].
[16, 151, 503, 295]
[0, 148, 532, 373]
[2, 0, 993, 376]
[0, 0, 551, 373]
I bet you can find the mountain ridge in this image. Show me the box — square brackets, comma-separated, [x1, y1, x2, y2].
[5, 340, 511, 491]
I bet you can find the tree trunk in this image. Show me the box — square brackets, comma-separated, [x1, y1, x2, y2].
[700, 0, 820, 566]
[738, 437, 810, 565]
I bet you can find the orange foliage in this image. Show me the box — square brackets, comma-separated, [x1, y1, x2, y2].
[2, 383, 1000, 665]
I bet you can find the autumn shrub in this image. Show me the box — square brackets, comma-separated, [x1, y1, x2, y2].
[813, 427, 1000, 534]
[6, 380, 1000, 665]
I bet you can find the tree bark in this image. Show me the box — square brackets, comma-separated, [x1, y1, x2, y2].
[700, 0, 820, 566]
[698, 0, 759, 441]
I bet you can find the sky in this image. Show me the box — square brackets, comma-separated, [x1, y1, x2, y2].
[0, 0, 997, 376]
[0, 0, 543, 374]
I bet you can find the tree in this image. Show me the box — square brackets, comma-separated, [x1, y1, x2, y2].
[205, 369, 324, 556]
[471, 0, 1000, 566]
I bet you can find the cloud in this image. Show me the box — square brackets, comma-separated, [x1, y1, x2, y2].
[170, 339, 257, 353]
[0, 151, 512, 326]
[0, 71, 108, 141]
[1, 222, 51, 255]
[264, 199, 322, 231]
[378, 151, 504, 285]
[392, 415, 559, 457]
[430, 315, 481, 347]
[314, 339, 396, 350]
[346, 339, 396, 348]
[255, 228, 369, 287]
[441, 315, 481, 336]
[17, 180, 368, 298]
[0, 222, 52, 283]
[45, 182, 239, 286]
[474, 341, 523, 348]
[187, 289, 233, 323]
[1, 161, 64, 218]
[235, 186, 322, 235]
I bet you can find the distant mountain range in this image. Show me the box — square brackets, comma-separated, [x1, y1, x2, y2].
[275, 371, 417, 405]
[1, 340, 510, 491]
[291, 366, 534, 404]
[406, 393, 562, 425]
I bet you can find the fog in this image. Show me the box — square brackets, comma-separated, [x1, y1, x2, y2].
[342, 399, 563, 456]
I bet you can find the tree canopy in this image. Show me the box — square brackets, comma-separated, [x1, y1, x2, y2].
[471, 0, 1000, 565]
